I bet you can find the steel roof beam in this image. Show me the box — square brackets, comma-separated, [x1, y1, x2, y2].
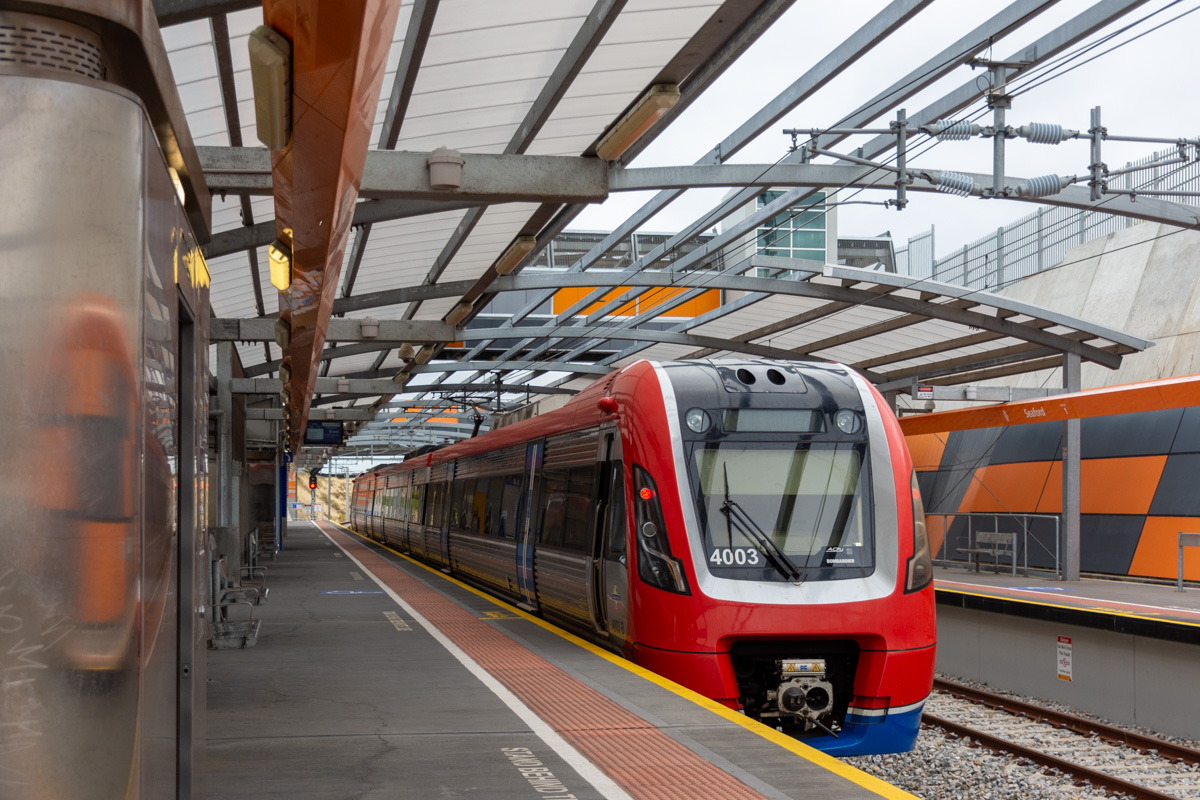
[231, 377, 581, 396]
[550, 0, 1060, 328]
[153, 0, 259, 25]
[469, 0, 928, 342]
[245, 407, 376, 421]
[480, 267, 1134, 370]
[847, 0, 1152, 165]
[203, 151, 1200, 240]
[465, 0, 803, 348]
[202, 147, 609, 204]
[378, 0, 440, 151]
[204, 198, 487, 258]
[209, 13, 267, 338]
[400, 0, 628, 324]
[853, 330, 1009, 370]
[318, 267, 1145, 360]
[609, 164, 1200, 229]
[540, 0, 1146, 331]
[212, 318, 456, 343]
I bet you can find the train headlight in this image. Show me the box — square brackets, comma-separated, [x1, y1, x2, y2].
[685, 407, 711, 433]
[834, 409, 861, 434]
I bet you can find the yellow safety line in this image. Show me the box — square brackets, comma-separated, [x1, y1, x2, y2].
[327, 521, 919, 800]
[935, 584, 1200, 629]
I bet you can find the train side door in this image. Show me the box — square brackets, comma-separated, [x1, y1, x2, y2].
[589, 431, 628, 643]
[440, 463, 453, 563]
[515, 441, 543, 611]
[599, 460, 629, 644]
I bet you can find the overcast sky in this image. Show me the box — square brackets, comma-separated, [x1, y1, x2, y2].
[570, 0, 1200, 257]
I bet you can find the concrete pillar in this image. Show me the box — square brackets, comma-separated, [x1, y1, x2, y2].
[1062, 352, 1082, 580]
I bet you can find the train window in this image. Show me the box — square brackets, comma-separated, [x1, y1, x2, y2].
[689, 442, 874, 580]
[498, 474, 522, 538]
[411, 484, 423, 523]
[428, 482, 446, 528]
[449, 479, 466, 529]
[484, 476, 505, 536]
[539, 468, 569, 547]
[604, 462, 626, 558]
[561, 466, 595, 552]
[469, 479, 488, 534]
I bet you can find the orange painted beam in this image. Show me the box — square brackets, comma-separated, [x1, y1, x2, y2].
[265, 0, 401, 451]
[898, 374, 1200, 436]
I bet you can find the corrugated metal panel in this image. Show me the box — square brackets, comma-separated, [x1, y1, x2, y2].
[544, 428, 599, 468]
[453, 444, 527, 479]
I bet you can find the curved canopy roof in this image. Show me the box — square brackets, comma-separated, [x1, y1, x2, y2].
[153, 0, 1193, 463]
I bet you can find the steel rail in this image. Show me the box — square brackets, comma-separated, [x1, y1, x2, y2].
[921, 712, 1183, 800]
[933, 678, 1200, 766]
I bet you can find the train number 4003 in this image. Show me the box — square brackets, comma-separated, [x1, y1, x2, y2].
[709, 547, 762, 567]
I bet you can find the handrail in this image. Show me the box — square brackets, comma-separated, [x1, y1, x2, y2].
[932, 512, 1061, 577]
[1178, 532, 1200, 592]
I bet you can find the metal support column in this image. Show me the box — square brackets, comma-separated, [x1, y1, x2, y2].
[216, 341, 236, 527]
[1062, 352, 1082, 580]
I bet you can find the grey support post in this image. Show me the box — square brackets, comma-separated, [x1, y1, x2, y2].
[217, 340, 236, 528]
[1062, 352, 1082, 580]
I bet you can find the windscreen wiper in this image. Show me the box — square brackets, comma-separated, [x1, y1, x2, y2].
[720, 464, 803, 582]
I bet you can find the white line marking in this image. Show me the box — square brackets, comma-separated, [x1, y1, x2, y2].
[941, 580, 1200, 618]
[382, 610, 411, 631]
[321, 528, 633, 800]
[351, 571, 365, 581]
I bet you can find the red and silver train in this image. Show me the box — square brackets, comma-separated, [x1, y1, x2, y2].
[350, 358, 936, 755]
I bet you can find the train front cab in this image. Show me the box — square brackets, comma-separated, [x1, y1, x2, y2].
[612, 360, 936, 756]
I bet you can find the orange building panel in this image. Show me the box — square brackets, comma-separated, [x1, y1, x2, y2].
[906, 433, 947, 472]
[957, 461, 1056, 514]
[924, 514, 953, 559]
[552, 286, 720, 318]
[1129, 517, 1200, 580]
[1033, 456, 1167, 515]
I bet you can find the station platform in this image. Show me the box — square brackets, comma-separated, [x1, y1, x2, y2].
[205, 521, 912, 800]
[933, 565, 1200, 644]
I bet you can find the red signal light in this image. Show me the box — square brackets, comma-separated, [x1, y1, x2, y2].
[639, 487, 653, 501]
[309, 478, 317, 490]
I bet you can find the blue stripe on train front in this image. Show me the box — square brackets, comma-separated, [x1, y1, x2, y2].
[801, 700, 926, 757]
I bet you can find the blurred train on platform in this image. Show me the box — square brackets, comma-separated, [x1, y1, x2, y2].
[351, 358, 936, 756]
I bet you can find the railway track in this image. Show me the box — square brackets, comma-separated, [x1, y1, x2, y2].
[923, 679, 1200, 800]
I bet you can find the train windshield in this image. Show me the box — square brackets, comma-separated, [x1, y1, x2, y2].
[689, 442, 873, 580]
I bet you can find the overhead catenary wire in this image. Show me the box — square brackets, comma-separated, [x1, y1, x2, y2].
[368, 2, 1197, 448]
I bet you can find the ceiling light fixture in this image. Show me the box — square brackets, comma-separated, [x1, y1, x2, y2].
[274, 317, 290, 348]
[595, 84, 679, 161]
[248, 26, 292, 150]
[268, 239, 292, 291]
[446, 300, 474, 326]
[494, 236, 537, 276]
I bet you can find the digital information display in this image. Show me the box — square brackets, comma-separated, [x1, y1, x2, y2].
[722, 408, 825, 433]
[304, 421, 344, 445]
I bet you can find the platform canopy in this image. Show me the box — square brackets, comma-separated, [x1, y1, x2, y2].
[155, 0, 1182, 460]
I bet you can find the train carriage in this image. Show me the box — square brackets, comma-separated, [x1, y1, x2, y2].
[351, 358, 936, 756]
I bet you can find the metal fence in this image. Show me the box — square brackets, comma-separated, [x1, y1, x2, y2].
[896, 144, 1200, 288]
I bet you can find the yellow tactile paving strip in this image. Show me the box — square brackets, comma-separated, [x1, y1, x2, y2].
[327, 525, 770, 800]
